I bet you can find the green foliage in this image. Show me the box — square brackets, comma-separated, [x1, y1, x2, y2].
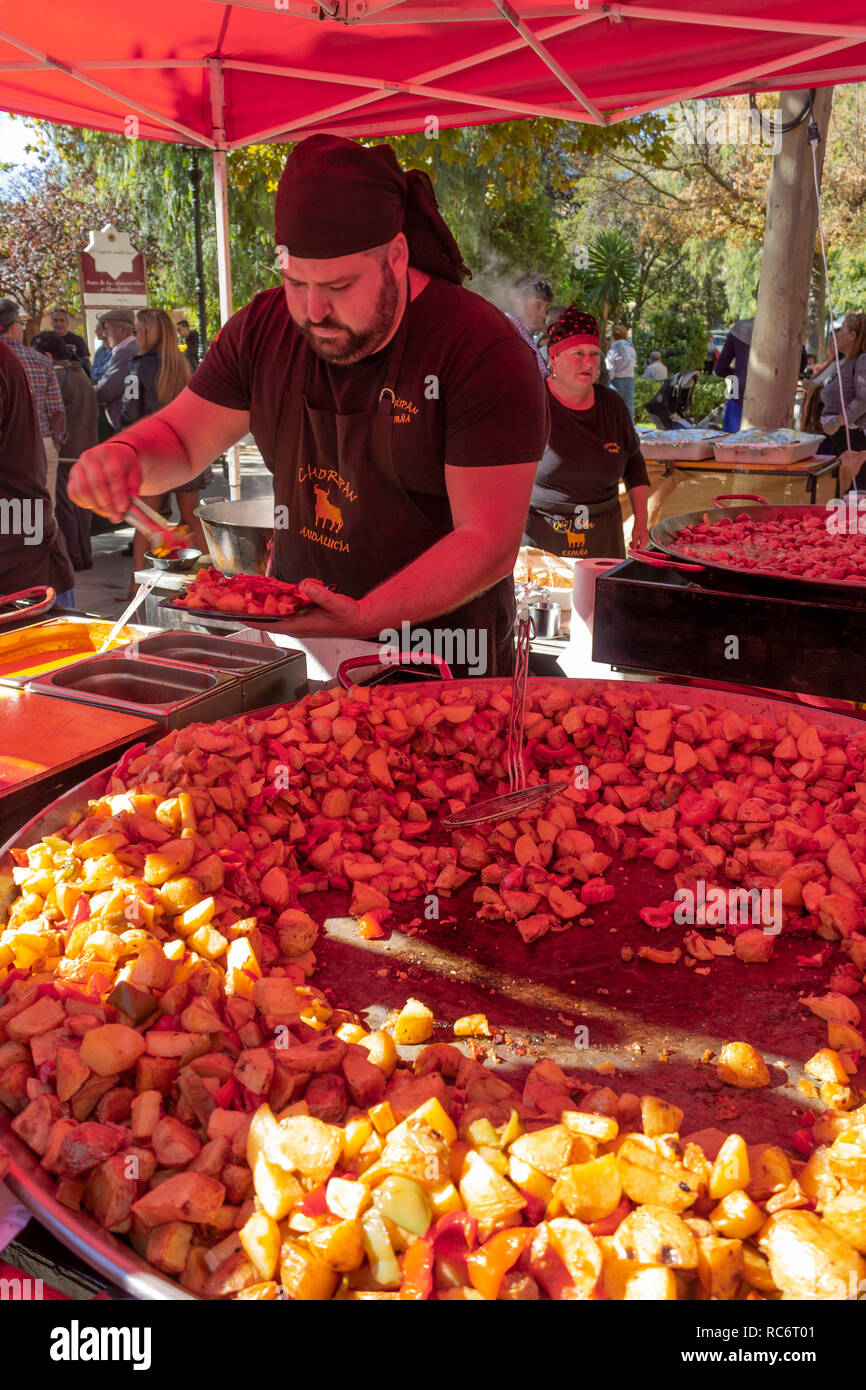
[583, 230, 638, 326]
[633, 374, 726, 424]
[633, 306, 708, 376]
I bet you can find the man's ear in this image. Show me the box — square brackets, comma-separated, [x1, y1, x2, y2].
[388, 232, 410, 278]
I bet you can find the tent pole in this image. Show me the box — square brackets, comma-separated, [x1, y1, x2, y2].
[208, 57, 241, 502]
[212, 145, 241, 500]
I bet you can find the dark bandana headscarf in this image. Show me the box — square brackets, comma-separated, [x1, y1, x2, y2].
[547, 307, 600, 359]
[275, 134, 470, 285]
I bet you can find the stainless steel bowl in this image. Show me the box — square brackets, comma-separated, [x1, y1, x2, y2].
[195, 497, 275, 575]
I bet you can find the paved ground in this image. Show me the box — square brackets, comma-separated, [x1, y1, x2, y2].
[70, 446, 273, 618]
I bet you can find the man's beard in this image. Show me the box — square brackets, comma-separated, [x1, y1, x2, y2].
[300, 263, 401, 365]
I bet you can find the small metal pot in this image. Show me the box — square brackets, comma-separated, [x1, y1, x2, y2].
[195, 498, 275, 575]
[144, 548, 203, 573]
[529, 599, 561, 638]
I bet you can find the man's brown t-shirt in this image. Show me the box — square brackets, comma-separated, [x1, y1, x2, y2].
[189, 276, 550, 541]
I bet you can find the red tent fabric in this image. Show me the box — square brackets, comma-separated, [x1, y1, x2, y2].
[1, 0, 866, 148]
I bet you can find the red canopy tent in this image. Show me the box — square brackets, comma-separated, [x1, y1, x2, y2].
[1, 0, 863, 485]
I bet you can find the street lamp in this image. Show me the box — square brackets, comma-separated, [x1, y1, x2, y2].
[187, 149, 208, 356]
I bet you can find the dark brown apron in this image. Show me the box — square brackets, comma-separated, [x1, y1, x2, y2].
[523, 496, 625, 560]
[271, 309, 515, 677]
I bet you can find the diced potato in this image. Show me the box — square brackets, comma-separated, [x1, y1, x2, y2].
[696, 1235, 743, 1300]
[278, 1239, 340, 1300]
[709, 1189, 764, 1239]
[804, 1048, 850, 1086]
[453, 1015, 491, 1038]
[758, 1210, 865, 1300]
[143, 839, 196, 886]
[716, 1041, 770, 1089]
[239, 1210, 281, 1281]
[828, 1129, 866, 1182]
[263, 1115, 343, 1183]
[616, 1135, 701, 1212]
[405, 1097, 457, 1147]
[741, 1244, 778, 1295]
[225, 937, 262, 1000]
[509, 1125, 574, 1179]
[358, 1030, 398, 1078]
[709, 1134, 750, 1199]
[747, 1145, 793, 1200]
[342, 1116, 374, 1161]
[393, 998, 434, 1046]
[822, 1192, 866, 1253]
[371, 1175, 432, 1236]
[79, 1024, 146, 1078]
[305, 1220, 365, 1272]
[131, 1172, 225, 1227]
[145, 1221, 194, 1277]
[624, 1266, 678, 1300]
[252, 976, 298, 1021]
[615, 1205, 697, 1268]
[562, 1111, 618, 1145]
[530, 1219, 601, 1300]
[360, 1209, 402, 1289]
[252, 1152, 303, 1222]
[640, 1095, 684, 1139]
[508, 1156, 554, 1203]
[547, 1155, 622, 1223]
[276, 909, 319, 958]
[326, 1177, 371, 1222]
[459, 1152, 526, 1240]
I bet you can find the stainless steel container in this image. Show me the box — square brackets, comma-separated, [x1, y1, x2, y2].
[529, 599, 561, 639]
[114, 632, 307, 711]
[28, 655, 242, 729]
[195, 497, 275, 575]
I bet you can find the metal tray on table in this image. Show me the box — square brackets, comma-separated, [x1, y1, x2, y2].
[649, 500, 866, 598]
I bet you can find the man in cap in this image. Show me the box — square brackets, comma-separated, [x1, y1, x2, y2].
[0, 297, 65, 505]
[69, 136, 549, 676]
[94, 308, 138, 432]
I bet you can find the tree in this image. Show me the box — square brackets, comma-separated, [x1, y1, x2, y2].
[0, 168, 156, 333]
[582, 230, 638, 341]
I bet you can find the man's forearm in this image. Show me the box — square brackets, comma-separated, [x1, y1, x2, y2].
[355, 527, 517, 637]
[112, 416, 199, 495]
[628, 484, 649, 528]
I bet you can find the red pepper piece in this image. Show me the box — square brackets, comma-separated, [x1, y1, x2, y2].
[70, 895, 91, 926]
[466, 1228, 535, 1301]
[399, 1238, 434, 1300]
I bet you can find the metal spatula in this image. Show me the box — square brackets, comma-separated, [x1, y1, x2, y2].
[442, 608, 560, 829]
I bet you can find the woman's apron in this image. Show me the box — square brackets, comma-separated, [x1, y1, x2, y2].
[271, 311, 515, 678]
[523, 496, 625, 561]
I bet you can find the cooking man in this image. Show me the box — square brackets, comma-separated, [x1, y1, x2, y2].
[69, 136, 549, 676]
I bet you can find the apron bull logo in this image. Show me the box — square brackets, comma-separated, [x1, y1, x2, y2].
[314, 487, 344, 533]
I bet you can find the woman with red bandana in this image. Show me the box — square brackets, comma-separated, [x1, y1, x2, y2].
[523, 308, 650, 560]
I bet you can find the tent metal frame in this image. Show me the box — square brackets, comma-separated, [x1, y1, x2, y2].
[2, 0, 865, 494]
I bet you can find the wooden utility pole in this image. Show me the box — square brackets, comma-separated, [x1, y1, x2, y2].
[742, 87, 834, 429]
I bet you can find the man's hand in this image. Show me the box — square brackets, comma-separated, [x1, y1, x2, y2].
[68, 442, 143, 522]
[264, 579, 366, 638]
[839, 450, 866, 492]
[632, 522, 650, 550]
